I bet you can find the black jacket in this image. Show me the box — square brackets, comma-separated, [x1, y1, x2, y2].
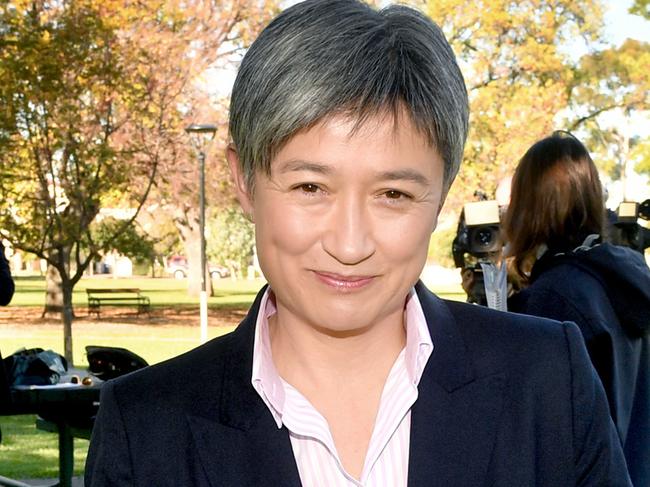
[85, 283, 630, 486]
[509, 243, 650, 486]
[0, 242, 14, 306]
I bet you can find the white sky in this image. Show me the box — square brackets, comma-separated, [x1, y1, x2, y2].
[605, 0, 649, 45]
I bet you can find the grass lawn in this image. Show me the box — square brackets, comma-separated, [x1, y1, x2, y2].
[9, 274, 266, 309]
[0, 415, 89, 479]
[9, 274, 465, 308]
[1, 274, 465, 479]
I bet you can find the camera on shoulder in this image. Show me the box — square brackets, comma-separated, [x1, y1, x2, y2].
[609, 199, 650, 253]
[452, 192, 503, 305]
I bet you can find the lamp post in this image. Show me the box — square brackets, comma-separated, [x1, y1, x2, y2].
[185, 123, 217, 344]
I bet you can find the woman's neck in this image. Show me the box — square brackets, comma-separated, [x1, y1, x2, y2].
[268, 305, 406, 391]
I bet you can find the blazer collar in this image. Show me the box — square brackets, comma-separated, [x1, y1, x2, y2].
[218, 286, 268, 430]
[408, 282, 506, 487]
[413, 281, 475, 392]
[218, 282, 479, 425]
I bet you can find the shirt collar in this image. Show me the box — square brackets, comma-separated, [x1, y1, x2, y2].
[404, 288, 434, 386]
[251, 289, 285, 427]
[251, 287, 434, 427]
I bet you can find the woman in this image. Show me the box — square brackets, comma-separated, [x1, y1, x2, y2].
[504, 131, 650, 486]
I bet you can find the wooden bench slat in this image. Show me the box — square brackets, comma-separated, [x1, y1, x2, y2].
[87, 297, 149, 302]
[86, 288, 142, 294]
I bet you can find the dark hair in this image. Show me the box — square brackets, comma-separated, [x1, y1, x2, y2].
[503, 131, 605, 282]
[228, 0, 468, 194]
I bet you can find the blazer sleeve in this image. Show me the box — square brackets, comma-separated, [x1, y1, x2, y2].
[564, 322, 631, 486]
[85, 380, 135, 486]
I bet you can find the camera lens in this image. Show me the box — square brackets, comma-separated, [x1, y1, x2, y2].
[475, 228, 494, 248]
[468, 225, 501, 254]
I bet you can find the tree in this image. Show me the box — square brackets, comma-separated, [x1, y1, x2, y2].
[416, 0, 650, 268]
[424, 0, 606, 208]
[567, 39, 650, 193]
[0, 0, 177, 362]
[94, 217, 156, 269]
[0, 0, 279, 361]
[632, 136, 650, 177]
[630, 0, 650, 20]
[136, 203, 184, 277]
[207, 206, 255, 279]
[132, 1, 277, 297]
[569, 39, 650, 130]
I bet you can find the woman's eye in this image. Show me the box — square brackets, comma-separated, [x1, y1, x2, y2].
[293, 183, 322, 194]
[301, 183, 319, 193]
[384, 190, 409, 200]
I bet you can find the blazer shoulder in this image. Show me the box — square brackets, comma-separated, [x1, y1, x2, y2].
[444, 298, 569, 340]
[110, 285, 266, 398]
[441, 298, 582, 371]
[417, 282, 565, 337]
[106, 328, 243, 412]
[416, 283, 574, 361]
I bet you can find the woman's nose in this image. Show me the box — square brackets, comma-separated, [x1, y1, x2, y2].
[321, 197, 376, 265]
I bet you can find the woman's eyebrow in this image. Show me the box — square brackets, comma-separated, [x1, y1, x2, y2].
[276, 160, 430, 187]
[277, 159, 332, 175]
[375, 169, 430, 186]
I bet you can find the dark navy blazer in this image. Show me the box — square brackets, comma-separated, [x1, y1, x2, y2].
[85, 283, 631, 486]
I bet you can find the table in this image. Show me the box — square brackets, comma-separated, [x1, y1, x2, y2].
[8, 383, 100, 487]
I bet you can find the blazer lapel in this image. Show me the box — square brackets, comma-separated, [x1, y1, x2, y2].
[187, 413, 301, 487]
[186, 287, 302, 487]
[408, 282, 505, 487]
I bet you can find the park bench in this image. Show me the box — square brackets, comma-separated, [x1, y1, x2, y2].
[86, 288, 151, 317]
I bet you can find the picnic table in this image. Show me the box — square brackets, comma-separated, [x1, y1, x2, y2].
[86, 288, 150, 317]
[11, 384, 99, 487]
[1, 360, 100, 487]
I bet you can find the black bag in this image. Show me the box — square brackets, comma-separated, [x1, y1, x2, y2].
[86, 345, 148, 380]
[3, 348, 68, 386]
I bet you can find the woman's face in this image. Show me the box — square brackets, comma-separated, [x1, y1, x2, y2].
[228, 111, 444, 334]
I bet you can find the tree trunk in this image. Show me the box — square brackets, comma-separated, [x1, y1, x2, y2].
[43, 269, 75, 363]
[42, 248, 76, 363]
[176, 209, 213, 297]
[61, 280, 74, 364]
[44, 263, 65, 316]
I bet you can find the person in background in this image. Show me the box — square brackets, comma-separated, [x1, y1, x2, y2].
[504, 131, 650, 486]
[86, 2, 630, 486]
[0, 241, 14, 306]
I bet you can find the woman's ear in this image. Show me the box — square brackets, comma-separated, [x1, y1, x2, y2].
[226, 144, 254, 218]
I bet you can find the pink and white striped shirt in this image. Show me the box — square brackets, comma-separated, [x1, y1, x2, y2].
[251, 288, 434, 486]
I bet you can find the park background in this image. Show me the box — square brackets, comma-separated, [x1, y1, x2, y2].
[1, 0, 649, 481]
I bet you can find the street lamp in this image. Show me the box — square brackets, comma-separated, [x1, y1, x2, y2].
[185, 123, 217, 344]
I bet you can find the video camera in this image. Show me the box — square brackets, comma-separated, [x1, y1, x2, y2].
[452, 192, 502, 305]
[609, 199, 650, 254]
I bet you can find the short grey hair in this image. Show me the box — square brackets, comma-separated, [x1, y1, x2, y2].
[229, 0, 468, 194]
